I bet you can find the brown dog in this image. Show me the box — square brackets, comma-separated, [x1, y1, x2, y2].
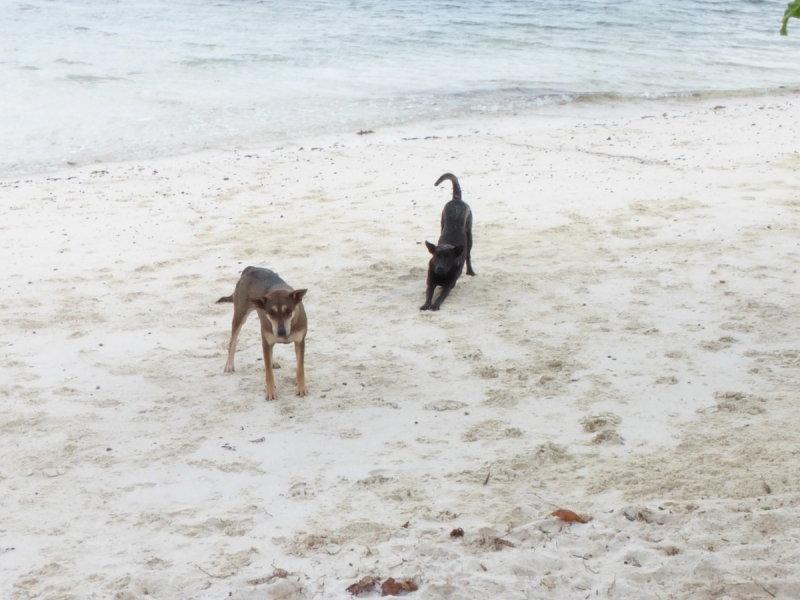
[217, 266, 308, 400]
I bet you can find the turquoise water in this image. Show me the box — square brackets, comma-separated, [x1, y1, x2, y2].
[1, 0, 798, 176]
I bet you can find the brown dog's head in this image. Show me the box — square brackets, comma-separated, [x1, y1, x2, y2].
[250, 289, 307, 338]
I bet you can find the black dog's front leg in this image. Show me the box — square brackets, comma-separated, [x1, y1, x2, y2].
[431, 282, 455, 311]
[420, 280, 436, 311]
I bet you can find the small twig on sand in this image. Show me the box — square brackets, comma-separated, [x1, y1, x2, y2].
[571, 553, 598, 574]
[270, 563, 289, 579]
[310, 574, 325, 599]
[755, 580, 776, 598]
[195, 564, 232, 579]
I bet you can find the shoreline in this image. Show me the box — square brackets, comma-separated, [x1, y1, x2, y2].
[2, 92, 800, 599]
[3, 86, 799, 181]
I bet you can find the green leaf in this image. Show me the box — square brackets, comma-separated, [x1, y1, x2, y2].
[781, 0, 800, 35]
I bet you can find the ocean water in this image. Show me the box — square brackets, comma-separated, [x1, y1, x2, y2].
[1, 0, 798, 177]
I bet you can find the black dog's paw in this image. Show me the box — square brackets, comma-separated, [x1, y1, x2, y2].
[420, 303, 431, 311]
[430, 304, 441, 311]
[466, 268, 476, 276]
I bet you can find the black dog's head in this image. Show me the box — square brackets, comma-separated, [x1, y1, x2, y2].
[425, 241, 464, 276]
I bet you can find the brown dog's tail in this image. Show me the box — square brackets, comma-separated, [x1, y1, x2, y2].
[434, 173, 462, 201]
[216, 295, 233, 304]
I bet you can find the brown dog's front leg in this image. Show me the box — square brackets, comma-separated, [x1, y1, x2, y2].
[224, 314, 248, 373]
[295, 339, 308, 397]
[262, 337, 277, 400]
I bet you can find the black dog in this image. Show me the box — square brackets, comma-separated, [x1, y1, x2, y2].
[420, 173, 475, 311]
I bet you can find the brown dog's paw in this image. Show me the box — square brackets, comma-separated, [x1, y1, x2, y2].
[224, 364, 235, 373]
[265, 388, 278, 401]
[272, 362, 281, 369]
[296, 385, 309, 397]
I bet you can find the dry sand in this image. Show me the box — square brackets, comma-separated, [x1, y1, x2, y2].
[2, 93, 800, 599]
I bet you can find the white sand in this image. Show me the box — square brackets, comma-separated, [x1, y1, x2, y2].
[2, 93, 800, 600]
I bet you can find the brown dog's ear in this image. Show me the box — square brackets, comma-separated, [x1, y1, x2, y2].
[453, 245, 465, 257]
[291, 289, 307, 304]
[425, 241, 437, 254]
[249, 297, 267, 310]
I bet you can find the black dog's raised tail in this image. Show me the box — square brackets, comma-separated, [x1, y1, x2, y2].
[435, 173, 462, 201]
[216, 295, 233, 304]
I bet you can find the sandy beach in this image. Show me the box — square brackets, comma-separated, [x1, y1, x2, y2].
[2, 93, 800, 599]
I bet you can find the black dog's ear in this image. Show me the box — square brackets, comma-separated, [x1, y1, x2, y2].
[291, 289, 307, 304]
[425, 241, 437, 254]
[249, 297, 267, 310]
[453, 245, 465, 257]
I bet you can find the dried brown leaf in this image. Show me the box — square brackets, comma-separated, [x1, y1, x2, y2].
[347, 576, 377, 596]
[449, 528, 464, 538]
[551, 509, 590, 523]
[494, 537, 516, 549]
[381, 577, 418, 596]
